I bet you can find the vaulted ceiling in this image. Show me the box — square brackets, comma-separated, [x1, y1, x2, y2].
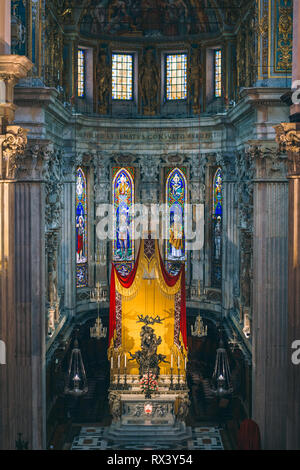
[49, 0, 253, 40]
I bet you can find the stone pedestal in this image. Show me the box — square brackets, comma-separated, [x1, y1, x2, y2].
[105, 392, 192, 447]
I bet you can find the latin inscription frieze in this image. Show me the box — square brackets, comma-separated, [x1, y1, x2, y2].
[78, 129, 215, 143]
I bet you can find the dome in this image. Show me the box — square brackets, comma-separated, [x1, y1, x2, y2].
[79, 0, 227, 40]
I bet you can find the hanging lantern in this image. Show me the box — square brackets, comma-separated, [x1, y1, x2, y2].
[90, 315, 107, 339]
[64, 339, 88, 396]
[191, 313, 207, 338]
[90, 282, 107, 339]
[211, 339, 233, 397]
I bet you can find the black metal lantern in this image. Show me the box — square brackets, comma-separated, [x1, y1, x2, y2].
[211, 339, 233, 397]
[64, 339, 88, 396]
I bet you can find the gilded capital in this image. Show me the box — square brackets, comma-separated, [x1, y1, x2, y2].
[1, 126, 28, 179]
[275, 123, 300, 177]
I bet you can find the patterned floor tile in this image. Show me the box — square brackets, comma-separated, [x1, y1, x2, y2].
[71, 425, 224, 450]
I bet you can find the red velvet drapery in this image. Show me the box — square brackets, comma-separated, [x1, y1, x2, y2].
[109, 244, 141, 345]
[158, 249, 187, 349]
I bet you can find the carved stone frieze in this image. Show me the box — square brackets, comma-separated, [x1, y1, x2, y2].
[44, 147, 64, 231]
[139, 154, 160, 203]
[190, 181, 205, 204]
[216, 153, 237, 181]
[46, 228, 61, 331]
[236, 149, 255, 233]
[93, 153, 111, 203]
[249, 143, 287, 180]
[109, 392, 122, 422]
[62, 152, 83, 182]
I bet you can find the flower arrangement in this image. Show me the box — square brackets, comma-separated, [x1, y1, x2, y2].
[140, 373, 158, 394]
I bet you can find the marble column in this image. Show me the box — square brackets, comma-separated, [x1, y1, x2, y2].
[251, 144, 288, 449]
[0, 132, 46, 449]
[94, 153, 110, 287]
[189, 153, 206, 294]
[220, 155, 239, 317]
[276, 122, 300, 449]
[291, 0, 300, 120]
[61, 154, 78, 316]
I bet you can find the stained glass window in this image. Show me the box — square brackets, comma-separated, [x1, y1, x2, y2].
[214, 50, 222, 98]
[212, 168, 222, 288]
[166, 54, 187, 101]
[78, 49, 85, 98]
[113, 168, 134, 265]
[166, 168, 186, 262]
[112, 53, 133, 100]
[76, 167, 88, 288]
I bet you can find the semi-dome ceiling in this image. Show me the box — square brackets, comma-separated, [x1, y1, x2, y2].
[78, 0, 234, 39]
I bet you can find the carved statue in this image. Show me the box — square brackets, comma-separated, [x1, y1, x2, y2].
[188, 49, 202, 113]
[129, 322, 168, 377]
[139, 49, 159, 115]
[96, 51, 110, 114]
[109, 392, 121, 422]
[176, 397, 190, 422]
[48, 256, 58, 307]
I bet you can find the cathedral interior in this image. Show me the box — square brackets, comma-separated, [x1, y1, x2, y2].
[0, 0, 300, 451]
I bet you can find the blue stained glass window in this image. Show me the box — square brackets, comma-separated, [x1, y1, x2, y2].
[212, 168, 222, 288]
[113, 168, 134, 263]
[76, 168, 88, 287]
[166, 168, 186, 261]
[166, 54, 187, 101]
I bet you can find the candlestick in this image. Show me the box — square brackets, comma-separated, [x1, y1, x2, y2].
[170, 367, 174, 390]
[111, 356, 113, 369]
[124, 353, 127, 368]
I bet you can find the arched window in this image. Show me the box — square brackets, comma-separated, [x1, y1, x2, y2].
[212, 167, 222, 288]
[76, 167, 88, 288]
[112, 168, 134, 271]
[166, 168, 186, 263]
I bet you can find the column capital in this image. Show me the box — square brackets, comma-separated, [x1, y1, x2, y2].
[216, 152, 237, 181]
[0, 125, 28, 179]
[247, 140, 288, 180]
[275, 122, 300, 177]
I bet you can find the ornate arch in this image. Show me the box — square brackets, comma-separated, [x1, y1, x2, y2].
[212, 167, 223, 287]
[76, 167, 88, 288]
[166, 168, 187, 263]
[112, 167, 135, 267]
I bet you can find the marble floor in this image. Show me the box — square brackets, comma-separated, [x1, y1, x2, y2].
[70, 425, 224, 450]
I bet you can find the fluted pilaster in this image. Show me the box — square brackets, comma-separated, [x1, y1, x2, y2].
[252, 144, 288, 449]
[276, 122, 300, 449]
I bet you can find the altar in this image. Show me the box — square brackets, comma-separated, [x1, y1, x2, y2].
[106, 237, 190, 445]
